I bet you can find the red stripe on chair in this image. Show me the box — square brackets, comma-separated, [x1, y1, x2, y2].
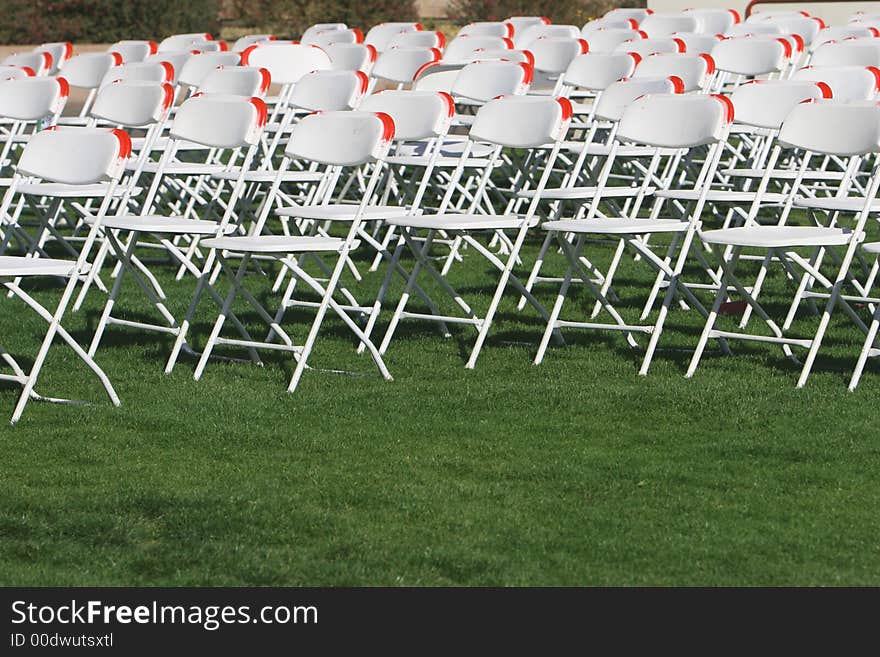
[56, 76, 69, 98]
[355, 70, 369, 95]
[159, 61, 174, 82]
[628, 19, 639, 29]
[241, 44, 258, 65]
[438, 90, 455, 116]
[711, 94, 735, 123]
[776, 38, 793, 58]
[429, 47, 442, 61]
[799, 11, 810, 16]
[20, 66, 35, 77]
[375, 111, 396, 141]
[728, 9, 741, 23]
[414, 60, 440, 80]
[638, 30, 648, 39]
[42, 52, 53, 71]
[415, 23, 425, 31]
[352, 28, 364, 43]
[522, 49, 535, 67]
[504, 22, 514, 38]
[519, 61, 534, 85]
[204, 33, 214, 41]
[435, 31, 446, 49]
[815, 81, 833, 98]
[540, 17, 551, 24]
[502, 37, 514, 49]
[218, 40, 229, 51]
[646, 9, 654, 14]
[790, 34, 804, 52]
[556, 97, 573, 121]
[870, 27, 880, 37]
[812, 17, 826, 29]
[577, 39, 589, 54]
[148, 41, 158, 54]
[111, 128, 132, 160]
[63, 42, 73, 60]
[867, 66, 880, 91]
[249, 97, 268, 127]
[160, 82, 175, 110]
[699, 53, 716, 74]
[668, 75, 684, 93]
[258, 67, 271, 93]
[110, 51, 123, 66]
[673, 38, 686, 52]
[628, 51, 642, 67]
[366, 44, 377, 63]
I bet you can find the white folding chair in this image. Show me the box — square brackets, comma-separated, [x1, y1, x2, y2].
[108, 40, 158, 64]
[326, 43, 377, 73]
[0, 127, 130, 424]
[364, 23, 423, 53]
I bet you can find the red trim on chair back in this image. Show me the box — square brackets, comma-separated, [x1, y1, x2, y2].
[519, 61, 534, 85]
[366, 44, 378, 63]
[435, 31, 446, 49]
[353, 28, 364, 43]
[668, 75, 685, 93]
[41, 52, 53, 71]
[556, 97, 573, 121]
[729, 9, 741, 23]
[438, 90, 455, 116]
[502, 37, 514, 50]
[628, 51, 642, 67]
[63, 42, 73, 60]
[258, 67, 272, 93]
[711, 94, 735, 123]
[776, 38, 793, 58]
[577, 39, 589, 54]
[111, 128, 132, 160]
[355, 70, 369, 95]
[241, 44, 258, 65]
[375, 111, 396, 141]
[673, 38, 686, 53]
[20, 66, 35, 77]
[148, 41, 158, 54]
[109, 52, 123, 66]
[159, 61, 174, 82]
[699, 53, 716, 74]
[249, 97, 268, 127]
[161, 82, 175, 111]
[56, 76, 69, 98]
[815, 81, 833, 98]
[867, 66, 880, 92]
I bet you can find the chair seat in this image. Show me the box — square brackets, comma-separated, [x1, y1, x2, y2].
[17, 182, 138, 198]
[389, 213, 536, 231]
[519, 185, 653, 200]
[202, 235, 357, 254]
[654, 189, 787, 203]
[863, 241, 880, 254]
[542, 218, 688, 235]
[96, 215, 234, 235]
[700, 225, 857, 248]
[793, 196, 880, 212]
[211, 169, 324, 183]
[0, 256, 83, 278]
[276, 204, 411, 222]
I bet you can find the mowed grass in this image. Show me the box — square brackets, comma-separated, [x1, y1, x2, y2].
[1, 227, 880, 586]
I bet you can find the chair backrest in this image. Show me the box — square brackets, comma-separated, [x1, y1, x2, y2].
[617, 93, 732, 147]
[564, 52, 640, 91]
[594, 76, 683, 122]
[0, 65, 36, 81]
[169, 94, 267, 148]
[302, 23, 348, 42]
[305, 28, 364, 49]
[158, 33, 214, 52]
[683, 8, 740, 35]
[145, 51, 194, 83]
[748, 9, 809, 23]
[710, 36, 791, 76]
[360, 90, 453, 140]
[364, 23, 423, 52]
[17, 126, 131, 184]
[444, 36, 513, 63]
[779, 101, 880, 156]
[190, 40, 228, 54]
[199, 66, 271, 97]
[412, 63, 461, 92]
[671, 32, 723, 56]
[470, 95, 571, 148]
[517, 24, 580, 49]
[2, 52, 52, 76]
[372, 47, 441, 84]
[326, 43, 377, 73]
[289, 70, 368, 111]
[61, 52, 121, 89]
[811, 39, 880, 68]
[37, 42, 73, 73]
[529, 37, 589, 74]
[285, 110, 394, 165]
[730, 79, 831, 129]
[474, 48, 534, 65]
[0, 76, 68, 121]
[639, 13, 699, 38]
[633, 53, 714, 91]
[767, 16, 825, 45]
[604, 8, 653, 25]
[232, 34, 275, 52]
[811, 26, 879, 52]
[582, 18, 641, 36]
[100, 61, 174, 88]
[615, 37, 686, 58]
[108, 40, 157, 63]
[240, 43, 332, 85]
[507, 16, 550, 37]
[585, 28, 647, 54]
[177, 51, 241, 87]
[90, 80, 174, 127]
[387, 31, 446, 50]
[793, 65, 880, 102]
[451, 60, 532, 101]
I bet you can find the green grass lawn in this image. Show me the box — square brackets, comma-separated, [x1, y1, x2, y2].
[2, 230, 879, 586]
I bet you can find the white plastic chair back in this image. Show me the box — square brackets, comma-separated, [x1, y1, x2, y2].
[730, 79, 831, 129]
[451, 60, 533, 101]
[232, 35, 275, 52]
[444, 36, 513, 63]
[3, 52, 52, 76]
[360, 90, 453, 140]
[302, 23, 348, 43]
[517, 24, 580, 48]
[778, 101, 880, 155]
[683, 8, 740, 35]
[615, 37, 686, 58]
[586, 28, 646, 54]
[617, 93, 732, 147]
[372, 48, 441, 84]
[507, 16, 550, 37]
[326, 43, 377, 73]
[0, 65, 36, 81]
[108, 40, 157, 63]
[240, 43, 331, 85]
[672, 32, 723, 56]
[458, 22, 514, 38]
[158, 33, 214, 52]
[199, 66, 271, 97]
[365, 23, 423, 52]
[145, 50, 194, 83]
[169, 94, 266, 148]
[177, 51, 241, 87]
[793, 65, 880, 102]
[594, 76, 683, 122]
[0, 76, 68, 120]
[564, 52, 639, 91]
[286, 110, 394, 165]
[470, 95, 571, 147]
[639, 13, 699, 38]
[529, 37, 589, 74]
[811, 26, 879, 52]
[811, 39, 880, 67]
[582, 18, 640, 36]
[771, 17, 825, 46]
[100, 61, 174, 88]
[387, 31, 445, 50]
[61, 52, 121, 89]
[289, 70, 368, 111]
[90, 80, 174, 127]
[604, 8, 653, 25]
[305, 28, 364, 48]
[710, 36, 791, 76]
[724, 23, 782, 38]
[17, 127, 131, 184]
[37, 42, 73, 73]
[633, 53, 714, 91]
[473, 48, 533, 65]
